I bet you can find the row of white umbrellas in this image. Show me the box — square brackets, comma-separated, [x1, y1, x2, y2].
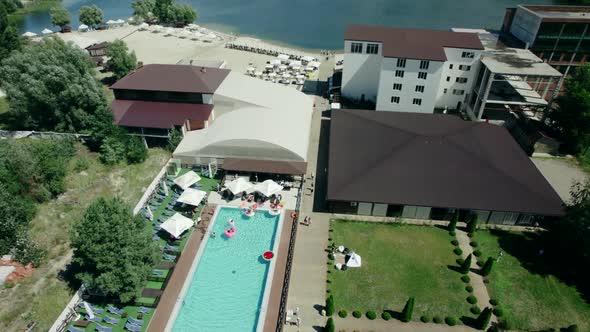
[224, 178, 283, 197]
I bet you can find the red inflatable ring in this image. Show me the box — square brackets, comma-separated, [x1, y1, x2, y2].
[262, 251, 274, 261]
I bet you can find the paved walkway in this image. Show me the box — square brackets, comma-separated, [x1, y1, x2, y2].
[334, 317, 478, 332]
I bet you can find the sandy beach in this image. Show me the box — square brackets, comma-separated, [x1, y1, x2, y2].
[58, 25, 323, 75]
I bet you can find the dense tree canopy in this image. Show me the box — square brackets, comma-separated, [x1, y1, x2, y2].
[0, 37, 108, 132]
[50, 6, 71, 29]
[1, 0, 23, 14]
[132, 0, 197, 25]
[71, 197, 159, 302]
[131, 0, 155, 22]
[106, 39, 137, 80]
[79, 5, 103, 28]
[0, 2, 22, 59]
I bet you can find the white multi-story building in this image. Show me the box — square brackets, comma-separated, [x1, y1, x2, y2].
[341, 25, 485, 113]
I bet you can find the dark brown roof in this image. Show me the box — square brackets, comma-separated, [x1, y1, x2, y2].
[223, 158, 307, 175]
[111, 64, 230, 94]
[327, 110, 564, 216]
[345, 25, 484, 61]
[112, 100, 213, 128]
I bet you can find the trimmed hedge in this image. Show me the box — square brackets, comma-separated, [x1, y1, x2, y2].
[449, 230, 456, 236]
[453, 248, 463, 255]
[473, 249, 482, 257]
[476, 260, 484, 267]
[420, 315, 431, 323]
[461, 275, 471, 283]
[433, 316, 443, 324]
[326, 295, 335, 316]
[445, 316, 458, 326]
[469, 241, 479, 247]
[465, 285, 474, 292]
[456, 258, 465, 265]
[467, 295, 478, 304]
[451, 239, 459, 246]
[382, 311, 391, 321]
[338, 310, 347, 318]
[366, 310, 377, 320]
[492, 307, 504, 317]
[325, 317, 334, 332]
[470, 306, 481, 315]
[352, 310, 362, 318]
[489, 299, 499, 306]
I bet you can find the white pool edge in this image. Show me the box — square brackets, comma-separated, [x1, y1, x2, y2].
[163, 205, 285, 332]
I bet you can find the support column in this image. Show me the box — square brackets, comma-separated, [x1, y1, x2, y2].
[477, 70, 494, 120]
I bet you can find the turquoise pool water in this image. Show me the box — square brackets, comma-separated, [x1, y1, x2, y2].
[172, 206, 282, 332]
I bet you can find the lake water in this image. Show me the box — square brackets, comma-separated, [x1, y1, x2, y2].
[16, 0, 557, 50]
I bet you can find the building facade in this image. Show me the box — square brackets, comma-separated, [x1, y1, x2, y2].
[341, 25, 484, 113]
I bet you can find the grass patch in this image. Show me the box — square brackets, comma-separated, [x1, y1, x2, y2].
[475, 230, 590, 331]
[329, 220, 470, 319]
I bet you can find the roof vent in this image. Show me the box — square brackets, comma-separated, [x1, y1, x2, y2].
[190, 59, 194, 65]
[201, 67, 206, 73]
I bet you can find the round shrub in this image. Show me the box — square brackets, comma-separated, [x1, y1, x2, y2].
[483, 278, 490, 284]
[366, 311, 377, 320]
[328, 253, 334, 260]
[470, 306, 481, 315]
[467, 295, 477, 304]
[461, 275, 471, 283]
[489, 299, 499, 306]
[338, 310, 348, 318]
[420, 315, 431, 323]
[451, 239, 459, 246]
[465, 285, 474, 292]
[445, 316, 457, 326]
[469, 241, 479, 247]
[468, 232, 474, 237]
[476, 260, 484, 267]
[493, 307, 504, 317]
[352, 310, 362, 318]
[449, 230, 456, 236]
[473, 249, 482, 257]
[453, 248, 463, 255]
[456, 258, 465, 265]
[381, 311, 391, 321]
[433, 316, 443, 324]
[566, 324, 579, 332]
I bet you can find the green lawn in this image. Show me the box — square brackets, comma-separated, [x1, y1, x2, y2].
[329, 220, 471, 319]
[76, 304, 155, 332]
[475, 230, 590, 331]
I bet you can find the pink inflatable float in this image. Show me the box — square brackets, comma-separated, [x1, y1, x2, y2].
[224, 227, 236, 238]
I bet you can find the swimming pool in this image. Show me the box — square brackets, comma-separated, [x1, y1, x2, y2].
[170, 206, 283, 332]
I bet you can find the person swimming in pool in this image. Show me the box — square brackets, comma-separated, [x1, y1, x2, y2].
[211, 231, 216, 238]
[229, 218, 234, 226]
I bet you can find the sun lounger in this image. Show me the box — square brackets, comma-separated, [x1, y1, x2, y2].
[152, 234, 160, 241]
[68, 326, 85, 332]
[125, 323, 141, 332]
[103, 316, 120, 325]
[107, 305, 124, 316]
[154, 225, 162, 231]
[85, 315, 102, 323]
[161, 244, 179, 252]
[163, 253, 176, 260]
[127, 317, 144, 326]
[152, 269, 164, 276]
[138, 307, 152, 314]
[95, 323, 113, 332]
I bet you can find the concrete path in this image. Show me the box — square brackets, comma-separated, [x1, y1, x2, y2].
[532, 157, 588, 204]
[335, 316, 478, 332]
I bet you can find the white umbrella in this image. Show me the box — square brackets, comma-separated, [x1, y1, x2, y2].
[165, 28, 175, 35]
[291, 65, 301, 71]
[302, 55, 315, 62]
[160, 213, 194, 238]
[268, 72, 277, 78]
[265, 64, 274, 70]
[296, 74, 306, 79]
[187, 23, 198, 30]
[346, 252, 362, 268]
[106, 20, 116, 25]
[246, 66, 256, 73]
[290, 60, 302, 67]
[161, 181, 169, 195]
[115, 19, 125, 25]
[78, 24, 89, 31]
[177, 188, 206, 206]
[151, 25, 163, 32]
[278, 64, 288, 71]
[304, 66, 314, 72]
[41, 28, 53, 35]
[173, 171, 201, 190]
[22, 31, 37, 37]
[277, 54, 289, 61]
[254, 71, 263, 76]
[253, 180, 283, 197]
[225, 177, 253, 195]
[206, 32, 217, 39]
[282, 72, 292, 79]
[145, 206, 154, 221]
[179, 29, 191, 38]
[309, 61, 321, 68]
[139, 23, 149, 30]
[192, 31, 203, 38]
[270, 59, 281, 66]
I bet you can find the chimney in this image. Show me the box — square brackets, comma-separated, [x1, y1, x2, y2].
[190, 59, 194, 65]
[201, 67, 206, 73]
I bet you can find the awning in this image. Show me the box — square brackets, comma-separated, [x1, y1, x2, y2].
[174, 171, 202, 190]
[223, 158, 307, 175]
[160, 213, 193, 238]
[177, 188, 206, 206]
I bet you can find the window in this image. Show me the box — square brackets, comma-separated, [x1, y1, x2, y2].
[391, 96, 400, 104]
[415, 85, 425, 93]
[366, 43, 379, 54]
[456, 77, 468, 83]
[459, 65, 472, 71]
[418, 72, 428, 79]
[412, 98, 422, 105]
[449, 64, 454, 69]
[446, 76, 451, 82]
[420, 60, 430, 70]
[395, 70, 405, 78]
[443, 88, 448, 94]
[452, 89, 465, 95]
[350, 42, 363, 53]
[461, 51, 475, 58]
[393, 83, 403, 91]
[397, 58, 406, 68]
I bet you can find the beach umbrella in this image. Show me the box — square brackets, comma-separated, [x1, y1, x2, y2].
[115, 19, 125, 25]
[302, 55, 315, 62]
[304, 66, 314, 71]
[151, 25, 163, 32]
[278, 64, 288, 71]
[106, 20, 116, 25]
[225, 178, 253, 195]
[206, 32, 217, 39]
[139, 23, 149, 30]
[291, 65, 301, 71]
[41, 28, 53, 35]
[22, 31, 37, 38]
[160, 213, 193, 238]
[165, 28, 175, 35]
[179, 29, 191, 38]
[290, 60, 302, 67]
[310, 61, 321, 68]
[265, 64, 274, 70]
[277, 54, 289, 61]
[282, 72, 291, 78]
[253, 180, 283, 197]
[254, 71, 263, 76]
[296, 74, 306, 79]
[246, 66, 256, 73]
[78, 24, 89, 31]
[161, 181, 169, 195]
[270, 59, 281, 66]
[145, 206, 154, 221]
[173, 171, 201, 190]
[268, 72, 277, 78]
[177, 188, 207, 206]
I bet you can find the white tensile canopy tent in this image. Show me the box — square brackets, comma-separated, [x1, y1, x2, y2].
[41, 28, 53, 35]
[106, 20, 116, 26]
[78, 24, 89, 31]
[160, 213, 194, 238]
[225, 177, 253, 195]
[309, 61, 321, 68]
[253, 180, 283, 197]
[270, 59, 281, 66]
[173, 171, 201, 190]
[346, 252, 362, 268]
[277, 54, 289, 61]
[302, 55, 315, 62]
[22, 31, 37, 37]
[139, 23, 149, 30]
[177, 188, 207, 206]
[151, 25, 163, 32]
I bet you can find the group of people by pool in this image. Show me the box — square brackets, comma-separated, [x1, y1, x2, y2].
[210, 218, 237, 239]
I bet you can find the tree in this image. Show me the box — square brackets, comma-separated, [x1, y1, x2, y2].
[460, 254, 472, 274]
[325, 317, 334, 332]
[132, 0, 155, 22]
[401, 297, 415, 322]
[174, 4, 197, 25]
[475, 307, 492, 330]
[168, 127, 183, 151]
[325, 294, 335, 316]
[148, 0, 197, 25]
[71, 197, 159, 302]
[0, 37, 108, 132]
[79, 5, 103, 29]
[125, 136, 148, 164]
[106, 39, 137, 80]
[0, 3, 22, 59]
[50, 6, 71, 29]
[480, 257, 494, 276]
[449, 211, 458, 232]
[466, 216, 478, 234]
[153, 0, 174, 23]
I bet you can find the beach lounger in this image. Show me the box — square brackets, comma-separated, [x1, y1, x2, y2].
[103, 316, 120, 325]
[78, 303, 105, 315]
[152, 269, 164, 276]
[107, 305, 124, 316]
[154, 225, 162, 231]
[163, 253, 176, 260]
[95, 323, 113, 332]
[125, 323, 141, 332]
[163, 211, 174, 217]
[127, 317, 144, 326]
[152, 235, 160, 241]
[68, 326, 85, 332]
[161, 244, 179, 252]
[138, 307, 152, 314]
[85, 314, 102, 323]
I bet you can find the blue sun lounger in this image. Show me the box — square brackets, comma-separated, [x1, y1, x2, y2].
[95, 323, 113, 332]
[163, 253, 176, 260]
[160, 244, 179, 252]
[85, 315, 102, 323]
[127, 317, 144, 326]
[103, 316, 120, 325]
[68, 326, 85, 332]
[107, 305, 124, 315]
[125, 323, 142, 332]
[152, 269, 164, 276]
[138, 307, 152, 314]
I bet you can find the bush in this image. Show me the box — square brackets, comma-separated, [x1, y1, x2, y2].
[420, 315, 431, 323]
[465, 285, 474, 292]
[381, 311, 391, 321]
[328, 253, 334, 260]
[449, 230, 456, 236]
[99, 136, 126, 165]
[13, 235, 45, 267]
[167, 127, 183, 151]
[338, 310, 347, 318]
[466, 216, 478, 234]
[400, 297, 415, 322]
[445, 316, 457, 326]
[460, 254, 472, 274]
[480, 257, 494, 276]
[325, 295, 335, 316]
[451, 239, 459, 246]
[449, 211, 459, 231]
[366, 311, 377, 320]
[473, 249, 482, 257]
[461, 275, 470, 283]
[453, 248, 463, 255]
[476, 307, 493, 330]
[4, 282, 14, 289]
[469, 241, 479, 247]
[467, 295, 478, 304]
[489, 299, 499, 306]
[125, 136, 148, 164]
[468, 232, 474, 237]
[352, 310, 362, 318]
[565, 324, 579, 332]
[498, 319, 512, 330]
[456, 258, 465, 265]
[470, 306, 481, 315]
[325, 317, 334, 332]
[476, 260, 484, 267]
[74, 156, 90, 172]
[492, 307, 504, 317]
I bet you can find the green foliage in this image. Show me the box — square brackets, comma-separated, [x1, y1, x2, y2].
[453, 247, 463, 255]
[0, 3, 22, 59]
[366, 310, 377, 320]
[74, 156, 90, 172]
[465, 285, 473, 292]
[480, 257, 494, 276]
[456, 258, 464, 265]
[13, 234, 45, 267]
[461, 275, 470, 283]
[125, 136, 148, 164]
[489, 298, 498, 306]
[433, 316, 443, 323]
[420, 315, 431, 322]
[148, 0, 197, 25]
[445, 316, 457, 326]
[79, 5, 103, 28]
[473, 249, 482, 257]
[325, 295, 335, 316]
[168, 127, 183, 151]
[476, 307, 493, 330]
[566, 324, 579, 332]
[352, 310, 361, 318]
[467, 295, 477, 304]
[1, 0, 23, 14]
[449, 211, 458, 231]
[451, 239, 459, 246]
[71, 197, 159, 302]
[470, 241, 479, 247]
[100, 135, 126, 165]
[132, 0, 155, 22]
[470, 306, 481, 315]
[448, 230, 455, 236]
[325, 317, 334, 332]
[492, 307, 504, 317]
[381, 311, 391, 320]
[0, 37, 108, 132]
[174, 4, 197, 25]
[401, 297, 414, 322]
[106, 39, 137, 80]
[460, 254, 472, 274]
[50, 6, 70, 28]
[338, 309, 347, 318]
[466, 216, 478, 234]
